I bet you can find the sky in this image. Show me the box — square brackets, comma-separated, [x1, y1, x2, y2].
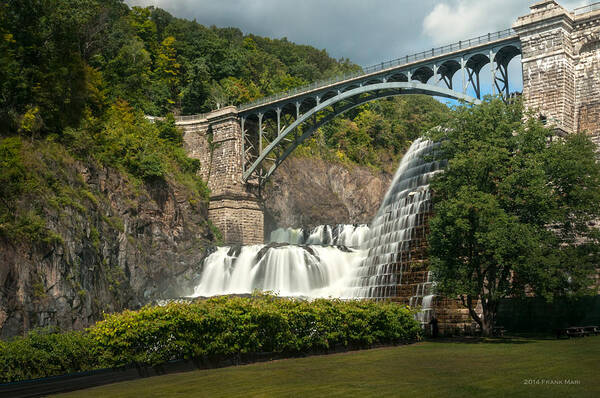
[125, 0, 589, 97]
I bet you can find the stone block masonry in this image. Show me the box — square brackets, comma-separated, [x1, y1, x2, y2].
[573, 9, 600, 142]
[179, 107, 264, 245]
[515, 0, 600, 141]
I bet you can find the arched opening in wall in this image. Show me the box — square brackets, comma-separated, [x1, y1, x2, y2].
[387, 72, 408, 83]
[463, 53, 490, 100]
[474, 62, 492, 99]
[412, 67, 434, 84]
[437, 60, 461, 91]
[506, 53, 523, 96]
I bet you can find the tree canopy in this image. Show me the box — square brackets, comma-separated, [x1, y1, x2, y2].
[0, 0, 449, 171]
[427, 98, 600, 335]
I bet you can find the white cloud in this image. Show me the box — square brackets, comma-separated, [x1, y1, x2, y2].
[423, 0, 525, 45]
[422, 0, 589, 46]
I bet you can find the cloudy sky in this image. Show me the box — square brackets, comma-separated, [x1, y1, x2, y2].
[126, 0, 588, 66]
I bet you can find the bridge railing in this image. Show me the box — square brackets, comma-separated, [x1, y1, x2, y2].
[574, 2, 600, 15]
[238, 28, 516, 111]
[174, 114, 209, 122]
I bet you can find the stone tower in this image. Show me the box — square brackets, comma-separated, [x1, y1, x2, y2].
[178, 107, 264, 245]
[515, 0, 600, 141]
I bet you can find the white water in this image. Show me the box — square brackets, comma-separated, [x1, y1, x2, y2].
[191, 244, 366, 298]
[348, 138, 442, 307]
[190, 138, 441, 312]
[269, 224, 370, 248]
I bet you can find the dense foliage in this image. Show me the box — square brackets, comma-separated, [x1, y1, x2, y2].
[0, 0, 448, 170]
[0, 329, 98, 383]
[0, 295, 421, 382]
[302, 95, 449, 171]
[427, 98, 600, 335]
[0, 0, 358, 132]
[0, 0, 451, 244]
[0, 108, 209, 244]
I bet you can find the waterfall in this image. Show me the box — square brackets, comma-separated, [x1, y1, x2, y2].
[269, 224, 370, 248]
[191, 224, 369, 298]
[348, 138, 443, 316]
[190, 138, 441, 315]
[191, 244, 365, 298]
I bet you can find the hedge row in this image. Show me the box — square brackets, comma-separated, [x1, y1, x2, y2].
[0, 295, 422, 383]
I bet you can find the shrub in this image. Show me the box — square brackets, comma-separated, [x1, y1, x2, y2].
[0, 328, 99, 383]
[0, 295, 421, 382]
[89, 295, 422, 368]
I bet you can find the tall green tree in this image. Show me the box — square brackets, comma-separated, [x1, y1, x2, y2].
[428, 98, 600, 336]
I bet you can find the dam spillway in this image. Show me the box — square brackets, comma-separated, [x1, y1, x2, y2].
[348, 138, 443, 303]
[187, 138, 476, 331]
[190, 138, 444, 321]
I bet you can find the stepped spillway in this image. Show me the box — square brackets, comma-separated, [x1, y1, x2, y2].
[346, 138, 443, 323]
[191, 138, 443, 323]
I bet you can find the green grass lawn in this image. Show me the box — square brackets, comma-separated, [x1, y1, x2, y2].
[56, 336, 600, 398]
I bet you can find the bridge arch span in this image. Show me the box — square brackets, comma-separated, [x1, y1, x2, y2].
[240, 82, 480, 184]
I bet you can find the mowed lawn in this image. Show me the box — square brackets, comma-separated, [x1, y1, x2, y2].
[57, 336, 600, 398]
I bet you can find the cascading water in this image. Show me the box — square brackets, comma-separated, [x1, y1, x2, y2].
[190, 224, 369, 298]
[347, 138, 443, 323]
[269, 224, 370, 247]
[190, 137, 442, 321]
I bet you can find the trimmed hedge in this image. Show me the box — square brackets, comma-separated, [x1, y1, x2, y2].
[0, 295, 421, 383]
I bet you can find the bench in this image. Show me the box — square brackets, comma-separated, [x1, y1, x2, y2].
[556, 327, 585, 338]
[492, 326, 506, 337]
[583, 326, 600, 336]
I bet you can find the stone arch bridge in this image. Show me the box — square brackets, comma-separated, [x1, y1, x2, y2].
[177, 1, 600, 244]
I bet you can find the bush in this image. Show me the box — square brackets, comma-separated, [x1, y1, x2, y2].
[0, 296, 421, 382]
[89, 295, 422, 368]
[0, 328, 99, 383]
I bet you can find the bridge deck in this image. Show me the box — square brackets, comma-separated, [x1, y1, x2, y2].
[237, 29, 518, 114]
[174, 29, 518, 122]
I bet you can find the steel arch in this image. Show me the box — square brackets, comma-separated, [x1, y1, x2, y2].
[242, 81, 480, 182]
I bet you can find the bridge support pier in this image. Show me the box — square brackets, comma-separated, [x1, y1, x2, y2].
[179, 107, 264, 245]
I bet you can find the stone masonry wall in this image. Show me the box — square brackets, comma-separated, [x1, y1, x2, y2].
[180, 107, 264, 245]
[573, 10, 600, 143]
[180, 119, 212, 182]
[207, 113, 245, 196]
[209, 199, 264, 245]
[514, 1, 576, 134]
[515, 1, 600, 140]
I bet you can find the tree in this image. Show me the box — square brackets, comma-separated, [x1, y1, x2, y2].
[153, 36, 181, 111]
[104, 38, 153, 113]
[427, 98, 600, 336]
[181, 58, 211, 114]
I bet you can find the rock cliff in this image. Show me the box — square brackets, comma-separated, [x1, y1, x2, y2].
[0, 161, 214, 338]
[0, 150, 391, 338]
[263, 156, 392, 233]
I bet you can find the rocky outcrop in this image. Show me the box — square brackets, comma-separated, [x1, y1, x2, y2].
[0, 163, 214, 338]
[263, 156, 392, 234]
